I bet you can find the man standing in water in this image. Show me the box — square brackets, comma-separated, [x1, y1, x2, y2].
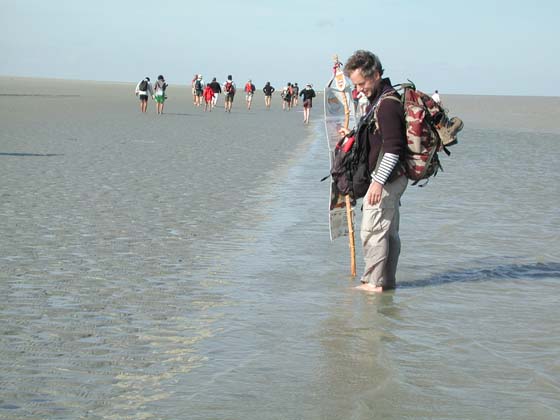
[341, 50, 408, 292]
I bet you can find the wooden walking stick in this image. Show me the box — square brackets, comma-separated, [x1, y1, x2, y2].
[345, 195, 356, 277]
[332, 55, 357, 277]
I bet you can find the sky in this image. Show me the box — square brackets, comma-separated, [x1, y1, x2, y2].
[2, 0, 559, 96]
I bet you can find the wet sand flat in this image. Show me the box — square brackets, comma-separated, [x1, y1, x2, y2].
[1, 77, 559, 419]
[0, 77, 313, 280]
[0, 77, 317, 417]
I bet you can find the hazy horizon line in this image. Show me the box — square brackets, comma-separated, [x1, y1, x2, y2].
[1, 74, 559, 98]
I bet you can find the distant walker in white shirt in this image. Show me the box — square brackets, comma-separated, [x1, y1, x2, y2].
[432, 90, 441, 104]
[135, 77, 153, 113]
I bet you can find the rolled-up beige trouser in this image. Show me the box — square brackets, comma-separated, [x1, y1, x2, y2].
[360, 174, 408, 289]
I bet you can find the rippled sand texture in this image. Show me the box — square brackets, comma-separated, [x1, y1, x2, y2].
[1, 78, 559, 419]
[0, 77, 314, 419]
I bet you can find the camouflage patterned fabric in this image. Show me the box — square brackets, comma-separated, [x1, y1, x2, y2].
[402, 87, 443, 182]
[381, 84, 462, 184]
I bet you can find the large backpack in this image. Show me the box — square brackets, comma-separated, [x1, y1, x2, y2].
[225, 81, 235, 94]
[379, 82, 462, 185]
[283, 87, 292, 100]
[326, 82, 463, 199]
[139, 79, 148, 91]
[327, 105, 377, 201]
[195, 79, 203, 91]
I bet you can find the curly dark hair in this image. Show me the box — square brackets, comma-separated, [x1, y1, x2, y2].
[343, 50, 384, 79]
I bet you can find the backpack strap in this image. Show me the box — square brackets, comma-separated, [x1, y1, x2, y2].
[372, 92, 404, 180]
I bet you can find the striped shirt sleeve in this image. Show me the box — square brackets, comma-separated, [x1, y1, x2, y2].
[372, 153, 400, 185]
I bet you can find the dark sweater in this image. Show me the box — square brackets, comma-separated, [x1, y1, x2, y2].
[365, 78, 406, 174]
[209, 81, 221, 94]
[300, 88, 316, 102]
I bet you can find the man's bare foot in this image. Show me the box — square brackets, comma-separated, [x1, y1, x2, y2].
[354, 283, 383, 293]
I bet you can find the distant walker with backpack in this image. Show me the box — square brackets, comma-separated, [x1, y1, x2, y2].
[195, 79, 203, 92]
[224, 75, 236, 112]
[135, 77, 152, 113]
[225, 81, 235, 96]
[139, 79, 148, 92]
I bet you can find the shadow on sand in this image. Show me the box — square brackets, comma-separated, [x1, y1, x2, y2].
[0, 94, 79, 98]
[0, 152, 63, 157]
[401, 262, 560, 289]
[163, 113, 205, 117]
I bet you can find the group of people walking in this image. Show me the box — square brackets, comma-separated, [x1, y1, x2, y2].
[191, 74, 238, 112]
[191, 75, 316, 121]
[276, 82, 317, 122]
[135, 74, 316, 122]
